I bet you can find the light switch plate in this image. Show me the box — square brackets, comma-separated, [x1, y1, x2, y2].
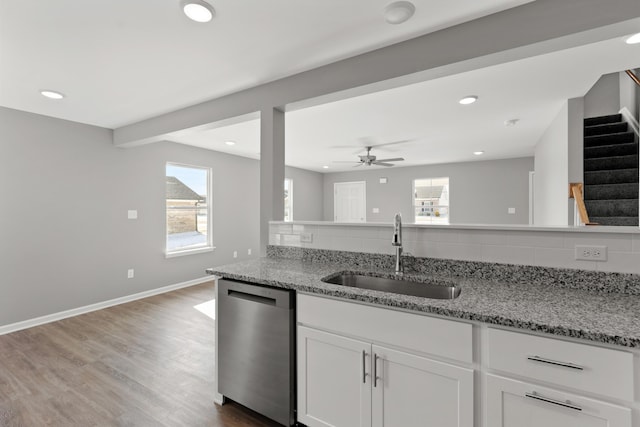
[507, 207, 516, 214]
[127, 210, 138, 219]
[372, 208, 380, 214]
[379, 177, 388, 184]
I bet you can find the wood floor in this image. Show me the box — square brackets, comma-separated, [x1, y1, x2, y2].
[0, 282, 281, 426]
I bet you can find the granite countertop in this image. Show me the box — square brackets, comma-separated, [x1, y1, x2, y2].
[206, 257, 640, 348]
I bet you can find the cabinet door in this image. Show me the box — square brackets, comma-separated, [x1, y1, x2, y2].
[297, 326, 372, 427]
[486, 374, 631, 427]
[371, 345, 474, 427]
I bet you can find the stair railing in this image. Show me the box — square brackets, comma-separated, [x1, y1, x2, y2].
[569, 183, 597, 226]
[625, 70, 640, 87]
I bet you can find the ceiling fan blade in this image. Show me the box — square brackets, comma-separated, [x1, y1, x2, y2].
[370, 139, 413, 148]
[375, 157, 404, 162]
[333, 160, 361, 163]
[353, 163, 364, 167]
[373, 162, 394, 167]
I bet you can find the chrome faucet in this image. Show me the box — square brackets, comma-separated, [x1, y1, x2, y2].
[392, 213, 403, 275]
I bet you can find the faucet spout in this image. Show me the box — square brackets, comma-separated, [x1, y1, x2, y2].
[392, 213, 403, 275]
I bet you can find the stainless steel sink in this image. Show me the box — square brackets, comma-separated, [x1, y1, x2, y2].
[322, 273, 461, 299]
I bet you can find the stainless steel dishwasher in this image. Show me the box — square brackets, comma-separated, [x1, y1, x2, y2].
[218, 279, 295, 426]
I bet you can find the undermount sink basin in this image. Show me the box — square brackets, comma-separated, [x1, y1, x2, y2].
[322, 273, 461, 300]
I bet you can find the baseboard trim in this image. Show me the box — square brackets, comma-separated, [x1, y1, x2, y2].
[0, 276, 214, 336]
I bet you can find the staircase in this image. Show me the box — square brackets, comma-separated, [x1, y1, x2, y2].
[583, 113, 639, 226]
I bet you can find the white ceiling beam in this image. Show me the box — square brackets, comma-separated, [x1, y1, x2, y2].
[113, 0, 640, 147]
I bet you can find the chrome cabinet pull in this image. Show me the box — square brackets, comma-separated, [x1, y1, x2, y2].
[525, 392, 582, 411]
[362, 350, 368, 383]
[373, 354, 380, 387]
[527, 355, 584, 371]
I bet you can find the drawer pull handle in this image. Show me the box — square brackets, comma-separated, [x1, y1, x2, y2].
[525, 392, 582, 412]
[527, 356, 584, 371]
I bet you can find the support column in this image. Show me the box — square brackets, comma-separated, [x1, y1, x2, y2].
[260, 107, 285, 256]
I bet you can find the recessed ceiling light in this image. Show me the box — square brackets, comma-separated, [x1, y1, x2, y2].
[40, 90, 65, 100]
[504, 118, 520, 127]
[625, 32, 640, 44]
[181, 0, 215, 23]
[322, 165, 329, 169]
[459, 96, 478, 105]
[473, 151, 484, 156]
[384, 1, 415, 25]
[224, 141, 236, 146]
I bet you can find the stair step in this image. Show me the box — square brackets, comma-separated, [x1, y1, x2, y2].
[584, 199, 638, 217]
[584, 114, 623, 126]
[584, 168, 639, 185]
[584, 132, 635, 147]
[584, 143, 638, 159]
[584, 155, 638, 171]
[584, 122, 628, 137]
[584, 183, 638, 200]
[589, 217, 639, 226]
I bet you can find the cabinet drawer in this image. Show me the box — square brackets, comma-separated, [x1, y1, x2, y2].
[487, 328, 633, 401]
[486, 374, 631, 427]
[297, 293, 473, 364]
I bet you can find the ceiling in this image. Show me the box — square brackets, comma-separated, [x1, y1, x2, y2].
[0, 0, 532, 128]
[167, 35, 640, 172]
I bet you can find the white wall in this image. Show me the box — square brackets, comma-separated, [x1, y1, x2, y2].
[285, 165, 324, 221]
[0, 107, 264, 326]
[322, 158, 533, 225]
[534, 103, 569, 226]
[584, 73, 621, 118]
[619, 69, 639, 119]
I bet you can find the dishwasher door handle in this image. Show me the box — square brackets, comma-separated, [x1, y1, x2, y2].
[228, 289, 277, 306]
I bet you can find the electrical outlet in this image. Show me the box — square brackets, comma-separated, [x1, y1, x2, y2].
[507, 207, 516, 214]
[575, 245, 607, 261]
[127, 269, 134, 279]
[372, 208, 380, 214]
[233, 251, 238, 258]
[127, 210, 138, 219]
[248, 249, 252, 255]
[300, 233, 313, 243]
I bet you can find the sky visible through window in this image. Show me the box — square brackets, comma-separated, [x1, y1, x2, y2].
[166, 164, 208, 196]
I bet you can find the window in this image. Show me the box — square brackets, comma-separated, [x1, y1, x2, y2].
[413, 177, 449, 224]
[166, 163, 212, 256]
[284, 178, 293, 221]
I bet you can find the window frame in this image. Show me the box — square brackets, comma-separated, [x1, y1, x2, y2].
[412, 177, 450, 225]
[284, 178, 293, 222]
[165, 162, 214, 258]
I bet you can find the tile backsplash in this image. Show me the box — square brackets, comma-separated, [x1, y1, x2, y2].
[269, 222, 640, 275]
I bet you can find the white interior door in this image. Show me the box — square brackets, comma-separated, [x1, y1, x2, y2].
[334, 181, 366, 222]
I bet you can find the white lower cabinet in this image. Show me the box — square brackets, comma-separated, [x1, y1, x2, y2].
[486, 374, 632, 427]
[297, 326, 371, 427]
[297, 326, 474, 427]
[371, 345, 474, 427]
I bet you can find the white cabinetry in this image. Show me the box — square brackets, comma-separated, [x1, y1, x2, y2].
[371, 345, 473, 427]
[297, 295, 474, 427]
[487, 328, 633, 427]
[487, 374, 632, 427]
[297, 327, 371, 427]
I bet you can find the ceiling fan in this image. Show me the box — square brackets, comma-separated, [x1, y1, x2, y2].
[335, 146, 405, 167]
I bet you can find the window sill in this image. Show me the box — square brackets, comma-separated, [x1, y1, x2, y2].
[166, 246, 216, 259]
